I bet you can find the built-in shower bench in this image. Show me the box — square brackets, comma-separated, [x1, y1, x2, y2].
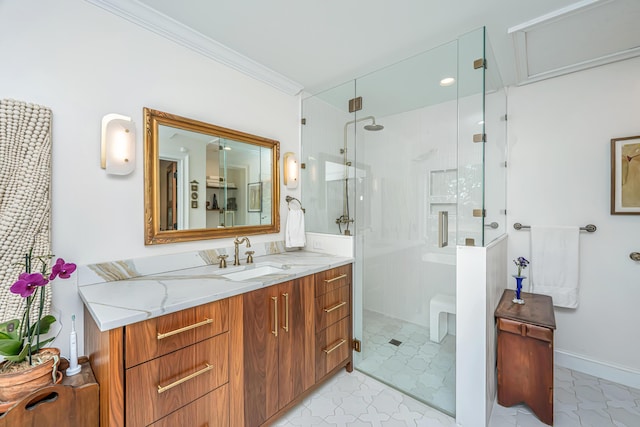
[430, 294, 456, 343]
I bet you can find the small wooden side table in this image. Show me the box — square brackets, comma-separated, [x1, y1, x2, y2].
[495, 289, 556, 426]
[0, 357, 99, 427]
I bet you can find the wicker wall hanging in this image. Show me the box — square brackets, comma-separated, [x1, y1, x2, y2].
[0, 99, 52, 323]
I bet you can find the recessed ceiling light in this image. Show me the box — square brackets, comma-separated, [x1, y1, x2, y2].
[439, 77, 455, 87]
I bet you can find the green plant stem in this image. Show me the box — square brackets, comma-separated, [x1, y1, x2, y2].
[26, 297, 32, 365]
[36, 286, 45, 351]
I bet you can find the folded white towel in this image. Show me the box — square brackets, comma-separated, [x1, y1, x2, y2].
[285, 208, 306, 248]
[530, 226, 580, 308]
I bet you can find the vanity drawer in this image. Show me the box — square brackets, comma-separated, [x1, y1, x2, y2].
[315, 264, 352, 296]
[125, 298, 229, 368]
[315, 316, 351, 381]
[149, 384, 229, 427]
[125, 332, 229, 427]
[315, 285, 350, 332]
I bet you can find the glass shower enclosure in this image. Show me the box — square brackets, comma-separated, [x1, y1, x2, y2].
[301, 27, 506, 416]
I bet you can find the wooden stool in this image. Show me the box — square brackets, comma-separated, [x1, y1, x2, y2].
[495, 290, 556, 426]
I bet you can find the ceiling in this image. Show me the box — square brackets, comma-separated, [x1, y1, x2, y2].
[88, 0, 640, 95]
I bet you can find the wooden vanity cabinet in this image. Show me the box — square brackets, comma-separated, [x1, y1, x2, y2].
[239, 276, 315, 426]
[314, 264, 352, 381]
[85, 263, 353, 427]
[230, 263, 353, 426]
[84, 299, 230, 427]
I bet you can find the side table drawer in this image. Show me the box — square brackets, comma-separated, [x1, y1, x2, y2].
[125, 298, 229, 368]
[498, 318, 553, 343]
[126, 333, 229, 426]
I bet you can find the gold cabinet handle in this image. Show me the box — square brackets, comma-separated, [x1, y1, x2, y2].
[324, 274, 347, 284]
[323, 301, 347, 313]
[271, 296, 278, 337]
[157, 318, 213, 340]
[322, 338, 347, 354]
[282, 293, 289, 332]
[157, 363, 213, 394]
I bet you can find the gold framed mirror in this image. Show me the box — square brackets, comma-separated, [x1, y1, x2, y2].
[144, 108, 280, 244]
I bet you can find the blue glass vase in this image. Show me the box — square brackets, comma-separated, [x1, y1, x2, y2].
[513, 275, 525, 304]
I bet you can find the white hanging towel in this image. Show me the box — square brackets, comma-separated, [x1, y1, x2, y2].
[530, 226, 580, 308]
[285, 208, 306, 248]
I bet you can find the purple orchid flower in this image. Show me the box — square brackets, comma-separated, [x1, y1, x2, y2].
[10, 272, 49, 297]
[49, 258, 77, 280]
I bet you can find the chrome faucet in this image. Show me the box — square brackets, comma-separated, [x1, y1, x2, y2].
[233, 236, 251, 266]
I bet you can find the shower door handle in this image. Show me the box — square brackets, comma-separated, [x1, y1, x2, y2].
[438, 211, 448, 248]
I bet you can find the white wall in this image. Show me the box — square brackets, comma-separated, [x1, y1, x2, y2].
[0, 0, 299, 357]
[456, 236, 507, 427]
[507, 56, 640, 375]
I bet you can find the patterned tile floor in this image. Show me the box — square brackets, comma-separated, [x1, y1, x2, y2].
[275, 366, 640, 426]
[275, 309, 640, 426]
[273, 369, 457, 426]
[490, 366, 640, 427]
[357, 309, 456, 416]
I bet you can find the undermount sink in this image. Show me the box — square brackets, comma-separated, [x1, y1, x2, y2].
[222, 262, 286, 281]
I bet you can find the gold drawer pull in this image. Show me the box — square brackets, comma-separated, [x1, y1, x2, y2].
[272, 296, 278, 337]
[323, 301, 347, 313]
[324, 274, 347, 284]
[157, 363, 213, 394]
[283, 293, 289, 332]
[323, 338, 347, 354]
[157, 318, 213, 340]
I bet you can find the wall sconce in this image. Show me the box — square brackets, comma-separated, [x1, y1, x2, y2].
[101, 113, 135, 175]
[283, 152, 299, 189]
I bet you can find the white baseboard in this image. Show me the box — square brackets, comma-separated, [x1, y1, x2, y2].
[555, 349, 640, 389]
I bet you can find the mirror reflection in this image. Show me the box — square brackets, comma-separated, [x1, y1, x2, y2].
[144, 108, 280, 244]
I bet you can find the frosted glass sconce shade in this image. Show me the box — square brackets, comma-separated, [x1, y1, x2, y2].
[101, 113, 135, 175]
[283, 151, 298, 189]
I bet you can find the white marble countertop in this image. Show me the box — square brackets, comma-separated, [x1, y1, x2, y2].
[78, 251, 353, 332]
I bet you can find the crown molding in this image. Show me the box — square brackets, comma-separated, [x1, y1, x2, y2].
[85, 0, 304, 95]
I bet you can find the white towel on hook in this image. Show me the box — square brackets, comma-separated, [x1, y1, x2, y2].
[285, 207, 306, 248]
[530, 226, 580, 308]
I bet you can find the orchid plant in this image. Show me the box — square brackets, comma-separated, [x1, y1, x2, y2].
[513, 256, 530, 277]
[0, 249, 76, 367]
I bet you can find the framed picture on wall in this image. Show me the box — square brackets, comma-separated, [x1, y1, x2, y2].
[611, 135, 640, 214]
[248, 182, 262, 212]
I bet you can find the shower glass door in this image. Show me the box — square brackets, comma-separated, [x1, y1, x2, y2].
[301, 81, 356, 235]
[352, 39, 461, 417]
[301, 28, 493, 418]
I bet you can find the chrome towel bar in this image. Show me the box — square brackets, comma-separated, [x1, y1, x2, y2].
[513, 223, 596, 232]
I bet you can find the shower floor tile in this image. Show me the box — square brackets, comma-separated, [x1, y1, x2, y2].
[357, 309, 456, 416]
